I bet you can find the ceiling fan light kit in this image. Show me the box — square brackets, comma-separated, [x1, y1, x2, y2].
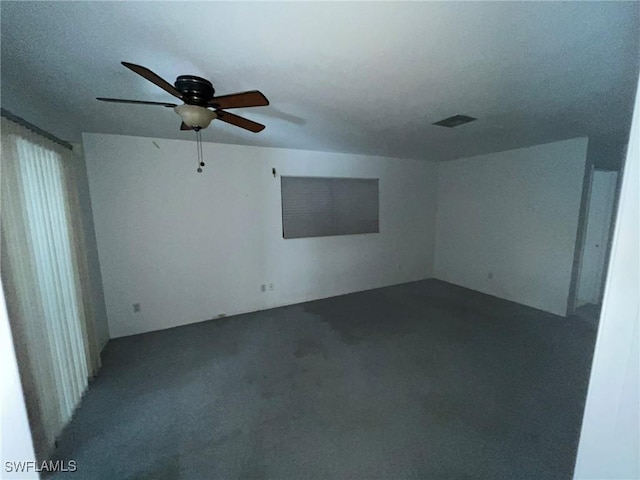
[174, 104, 217, 130]
[97, 62, 269, 172]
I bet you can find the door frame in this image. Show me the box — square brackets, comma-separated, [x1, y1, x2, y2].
[567, 162, 624, 315]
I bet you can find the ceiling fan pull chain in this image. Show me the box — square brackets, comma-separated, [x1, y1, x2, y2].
[199, 130, 205, 168]
[196, 130, 203, 173]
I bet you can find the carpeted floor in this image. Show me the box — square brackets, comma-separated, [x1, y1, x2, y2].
[51, 280, 597, 479]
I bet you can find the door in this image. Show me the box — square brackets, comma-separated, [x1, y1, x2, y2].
[576, 170, 618, 307]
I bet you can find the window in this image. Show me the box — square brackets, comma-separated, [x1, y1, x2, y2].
[281, 176, 379, 239]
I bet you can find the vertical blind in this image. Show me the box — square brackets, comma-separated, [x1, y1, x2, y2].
[281, 176, 379, 239]
[1, 117, 100, 461]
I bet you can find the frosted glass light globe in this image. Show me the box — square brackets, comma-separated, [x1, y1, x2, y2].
[174, 104, 217, 129]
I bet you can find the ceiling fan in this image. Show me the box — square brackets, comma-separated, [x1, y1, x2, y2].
[97, 62, 269, 133]
[97, 62, 269, 172]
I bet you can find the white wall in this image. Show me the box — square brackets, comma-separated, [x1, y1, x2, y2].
[434, 138, 588, 316]
[83, 133, 438, 338]
[573, 75, 639, 479]
[1, 279, 38, 480]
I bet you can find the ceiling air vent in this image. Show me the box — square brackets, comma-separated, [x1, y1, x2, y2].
[433, 114, 476, 128]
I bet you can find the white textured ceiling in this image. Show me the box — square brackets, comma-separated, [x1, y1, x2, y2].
[1, 1, 638, 161]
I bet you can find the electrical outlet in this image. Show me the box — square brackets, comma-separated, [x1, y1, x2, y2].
[133, 303, 141, 313]
[269, 283, 274, 291]
[261, 284, 266, 292]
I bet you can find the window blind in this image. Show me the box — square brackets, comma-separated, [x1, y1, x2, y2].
[281, 176, 379, 239]
[1, 116, 100, 462]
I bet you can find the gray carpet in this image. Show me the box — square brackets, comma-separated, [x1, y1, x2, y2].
[51, 280, 597, 479]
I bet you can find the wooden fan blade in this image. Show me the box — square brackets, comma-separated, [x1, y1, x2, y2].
[97, 97, 177, 107]
[180, 122, 193, 131]
[216, 110, 265, 133]
[208, 90, 269, 109]
[121, 62, 183, 99]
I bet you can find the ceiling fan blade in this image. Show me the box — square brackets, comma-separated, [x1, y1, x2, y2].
[208, 90, 269, 109]
[180, 122, 193, 131]
[97, 97, 177, 107]
[121, 62, 183, 99]
[216, 110, 265, 133]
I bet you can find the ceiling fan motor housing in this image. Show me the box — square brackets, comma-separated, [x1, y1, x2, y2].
[175, 75, 215, 106]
